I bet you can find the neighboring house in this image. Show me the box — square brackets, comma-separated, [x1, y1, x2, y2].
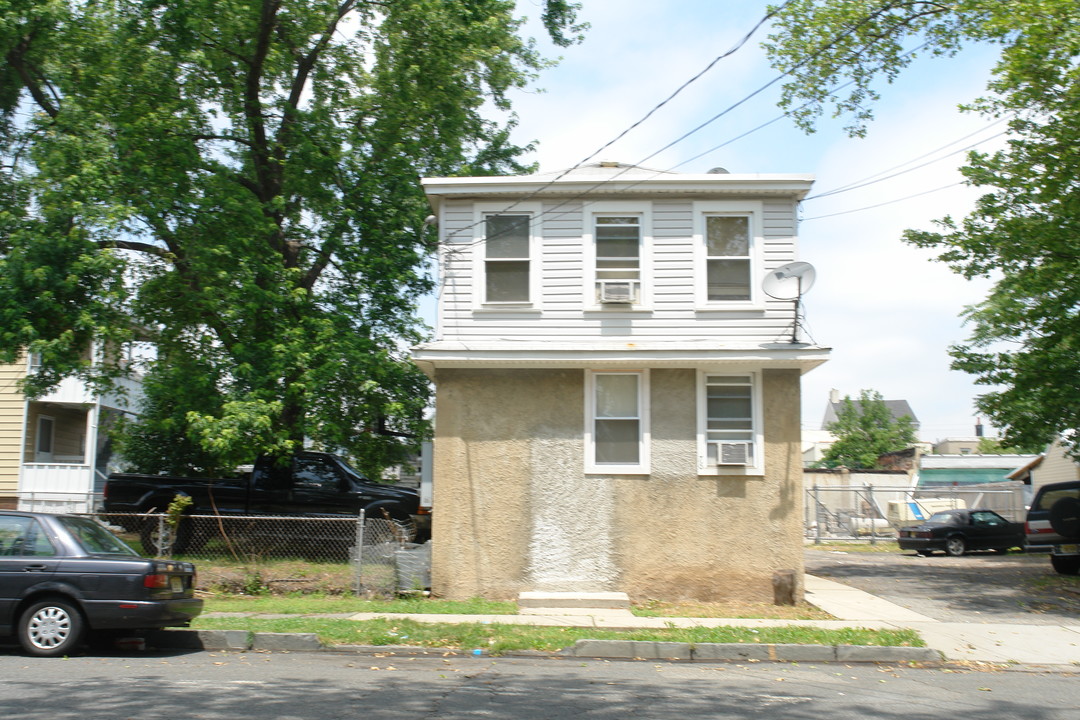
[0, 353, 141, 512]
[412, 162, 829, 603]
[803, 390, 923, 466]
[1008, 439, 1080, 497]
[820, 388, 919, 432]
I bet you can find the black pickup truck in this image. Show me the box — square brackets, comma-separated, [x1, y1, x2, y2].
[103, 451, 424, 554]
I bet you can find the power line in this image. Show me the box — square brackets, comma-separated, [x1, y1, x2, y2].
[805, 119, 1009, 201]
[801, 181, 964, 222]
[441, 5, 957, 251]
[567, 0, 796, 172]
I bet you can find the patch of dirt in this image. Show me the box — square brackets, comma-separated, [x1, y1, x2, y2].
[634, 599, 831, 620]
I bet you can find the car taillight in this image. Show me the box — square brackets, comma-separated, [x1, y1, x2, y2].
[915, 531, 932, 538]
[144, 573, 169, 588]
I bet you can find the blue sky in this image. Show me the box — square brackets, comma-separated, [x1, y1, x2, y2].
[426, 1, 1008, 440]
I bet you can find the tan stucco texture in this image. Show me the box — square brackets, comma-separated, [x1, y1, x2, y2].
[430, 367, 804, 604]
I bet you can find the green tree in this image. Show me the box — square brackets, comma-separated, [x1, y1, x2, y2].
[0, 1, 583, 476]
[764, 1, 1080, 456]
[975, 436, 1044, 456]
[818, 390, 917, 469]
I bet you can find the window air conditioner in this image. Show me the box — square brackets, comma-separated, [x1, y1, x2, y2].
[598, 280, 634, 304]
[712, 441, 753, 466]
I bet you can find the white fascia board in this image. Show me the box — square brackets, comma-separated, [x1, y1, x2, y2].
[421, 174, 815, 209]
[411, 340, 830, 376]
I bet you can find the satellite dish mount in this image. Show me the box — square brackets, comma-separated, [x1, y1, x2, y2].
[762, 261, 816, 344]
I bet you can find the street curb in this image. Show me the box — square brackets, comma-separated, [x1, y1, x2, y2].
[564, 639, 942, 664]
[147, 630, 941, 664]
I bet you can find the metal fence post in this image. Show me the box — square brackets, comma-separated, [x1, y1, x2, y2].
[813, 485, 822, 545]
[868, 485, 876, 546]
[354, 509, 365, 596]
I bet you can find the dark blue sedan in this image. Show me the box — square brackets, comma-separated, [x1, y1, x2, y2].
[1, 510, 202, 657]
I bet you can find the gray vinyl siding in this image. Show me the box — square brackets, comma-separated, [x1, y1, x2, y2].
[437, 196, 802, 342]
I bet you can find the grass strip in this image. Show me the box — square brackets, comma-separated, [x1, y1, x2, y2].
[203, 595, 518, 615]
[191, 616, 923, 655]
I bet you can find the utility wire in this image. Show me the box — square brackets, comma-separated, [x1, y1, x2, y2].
[441, 2, 800, 245]
[542, 0, 797, 187]
[801, 181, 964, 221]
[442, 4, 954, 251]
[805, 119, 1009, 200]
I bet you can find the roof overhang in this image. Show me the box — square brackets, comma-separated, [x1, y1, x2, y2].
[411, 341, 830, 378]
[421, 172, 815, 211]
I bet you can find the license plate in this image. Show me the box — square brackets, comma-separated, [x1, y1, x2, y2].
[171, 576, 184, 592]
[1057, 544, 1079, 554]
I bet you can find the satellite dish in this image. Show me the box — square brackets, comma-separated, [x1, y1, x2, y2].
[762, 261, 816, 300]
[762, 262, 816, 344]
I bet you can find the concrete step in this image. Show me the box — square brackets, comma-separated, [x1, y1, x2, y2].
[518, 606, 637, 618]
[517, 591, 631, 610]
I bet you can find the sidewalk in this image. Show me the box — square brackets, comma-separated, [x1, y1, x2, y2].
[346, 574, 1080, 666]
[196, 575, 1080, 667]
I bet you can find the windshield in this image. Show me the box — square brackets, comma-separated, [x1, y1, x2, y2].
[59, 516, 140, 556]
[927, 511, 963, 526]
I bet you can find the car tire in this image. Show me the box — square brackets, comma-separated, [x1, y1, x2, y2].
[18, 598, 85, 658]
[1048, 497, 1080, 539]
[1050, 554, 1080, 575]
[944, 536, 966, 557]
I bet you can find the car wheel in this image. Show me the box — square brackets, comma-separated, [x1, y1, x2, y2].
[18, 598, 85, 658]
[944, 536, 966, 557]
[1050, 554, 1080, 575]
[1048, 497, 1080, 539]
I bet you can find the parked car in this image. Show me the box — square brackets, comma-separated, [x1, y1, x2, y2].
[897, 508, 1024, 557]
[1025, 480, 1080, 575]
[0, 510, 202, 657]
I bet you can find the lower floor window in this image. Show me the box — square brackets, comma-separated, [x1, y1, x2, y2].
[702, 374, 757, 469]
[587, 370, 649, 473]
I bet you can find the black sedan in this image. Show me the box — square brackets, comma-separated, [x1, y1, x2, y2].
[897, 508, 1025, 557]
[1, 510, 202, 657]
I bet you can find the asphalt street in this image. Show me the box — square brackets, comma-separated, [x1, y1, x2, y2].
[1, 649, 1077, 719]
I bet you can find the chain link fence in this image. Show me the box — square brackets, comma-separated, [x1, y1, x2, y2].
[805, 483, 1027, 543]
[92, 511, 430, 597]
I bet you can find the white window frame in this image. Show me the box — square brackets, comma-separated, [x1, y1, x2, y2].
[583, 202, 652, 310]
[472, 202, 541, 308]
[692, 201, 764, 310]
[696, 370, 764, 476]
[585, 370, 650, 474]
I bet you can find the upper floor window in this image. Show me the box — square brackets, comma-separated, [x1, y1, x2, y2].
[484, 214, 531, 303]
[705, 216, 751, 302]
[699, 373, 761, 473]
[586, 370, 650, 474]
[694, 201, 764, 309]
[594, 215, 640, 305]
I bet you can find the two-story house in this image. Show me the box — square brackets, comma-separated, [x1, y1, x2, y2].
[411, 162, 830, 604]
[0, 353, 140, 512]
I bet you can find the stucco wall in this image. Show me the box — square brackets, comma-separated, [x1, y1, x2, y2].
[430, 367, 805, 603]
